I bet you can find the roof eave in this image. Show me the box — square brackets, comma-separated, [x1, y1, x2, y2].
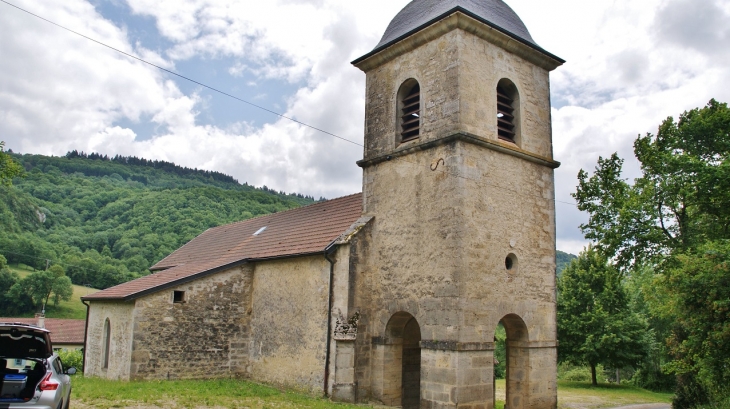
[82, 250, 341, 303]
[81, 258, 251, 303]
[352, 8, 564, 71]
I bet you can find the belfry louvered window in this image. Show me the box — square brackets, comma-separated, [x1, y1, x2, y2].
[400, 83, 420, 142]
[497, 85, 515, 141]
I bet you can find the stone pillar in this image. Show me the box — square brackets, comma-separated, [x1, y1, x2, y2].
[420, 341, 494, 409]
[523, 342, 558, 409]
[371, 337, 404, 406]
[332, 340, 357, 402]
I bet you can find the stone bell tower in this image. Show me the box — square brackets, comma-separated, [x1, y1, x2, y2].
[342, 1, 564, 408]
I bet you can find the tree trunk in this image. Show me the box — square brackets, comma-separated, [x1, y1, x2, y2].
[591, 364, 597, 386]
[616, 368, 620, 385]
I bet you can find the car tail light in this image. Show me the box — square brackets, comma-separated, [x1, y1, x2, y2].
[39, 372, 58, 391]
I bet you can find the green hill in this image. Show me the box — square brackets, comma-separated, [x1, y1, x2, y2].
[556, 250, 578, 276]
[0, 152, 315, 291]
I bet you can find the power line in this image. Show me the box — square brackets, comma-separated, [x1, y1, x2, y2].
[0, 0, 362, 148]
[0, 0, 579, 208]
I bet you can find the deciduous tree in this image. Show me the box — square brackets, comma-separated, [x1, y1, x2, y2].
[7, 269, 73, 312]
[573, 100, 730, 405]
[558, 246, 648, 386]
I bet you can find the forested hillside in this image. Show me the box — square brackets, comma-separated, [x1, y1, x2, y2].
[0, 152, 315, 290]
[556, 250, 577, 276]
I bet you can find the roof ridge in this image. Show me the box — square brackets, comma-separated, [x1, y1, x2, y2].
[152, 192, 362, 270]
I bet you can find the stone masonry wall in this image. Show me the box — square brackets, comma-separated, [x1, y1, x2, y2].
[129, 265, 253, 380]
[247, 255, 330, 394]
[84, 302, 134, 380]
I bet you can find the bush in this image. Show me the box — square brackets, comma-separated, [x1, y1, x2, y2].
[558, 363, 606, 382]
[57, 349, 83, 373]
[631, 367, 675, 392]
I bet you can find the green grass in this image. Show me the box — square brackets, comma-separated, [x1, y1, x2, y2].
[493, 378, 671, 409]
[556, 380, 672, 408]
[6, 264, 97, 320]
[71, 377, 371, 409]
[71, 377, 671, 409]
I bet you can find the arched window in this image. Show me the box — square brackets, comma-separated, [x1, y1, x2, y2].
[398, 80, 421, 143]
[497, 79, 520, 143]
[102, 318, 111, 369]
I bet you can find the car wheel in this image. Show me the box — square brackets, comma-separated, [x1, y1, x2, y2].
[57, 401, 64, 409]
[64, 398, 70, 409]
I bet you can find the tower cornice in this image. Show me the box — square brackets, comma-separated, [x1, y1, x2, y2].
[356, 131, 561, 170]
[352, 11, 564, 72]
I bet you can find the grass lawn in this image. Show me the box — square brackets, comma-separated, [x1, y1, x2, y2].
[557, 381, 672, 408]
[6, 264, 97, 320]
[71, 377, 373, 409]
[495, 379, 672, 409]
[69, 377, 672, 409]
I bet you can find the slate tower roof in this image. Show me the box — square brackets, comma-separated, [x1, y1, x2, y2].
[353, 0, 563, 65]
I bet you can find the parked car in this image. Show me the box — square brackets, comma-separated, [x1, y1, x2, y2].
[0, 322, 76, 409]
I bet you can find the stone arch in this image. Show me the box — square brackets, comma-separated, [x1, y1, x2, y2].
[496, 313, 529, 409]
[376, 311, 422, 408]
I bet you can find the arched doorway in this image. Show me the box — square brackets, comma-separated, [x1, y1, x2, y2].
[494, 314, 529, 409]
[381, 312, 421, 408]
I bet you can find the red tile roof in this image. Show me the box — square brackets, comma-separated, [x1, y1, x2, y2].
[0, 318, 85, 345]
[82, 193, 363, 302]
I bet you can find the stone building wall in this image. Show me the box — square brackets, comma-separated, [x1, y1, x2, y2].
[129, 265, 253, 380]
[247, 255, 331, 394]
[84, 302, 134, 380]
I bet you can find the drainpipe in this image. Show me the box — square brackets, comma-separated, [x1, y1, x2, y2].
[323, 244, 337, 397]
[82, 300, 90, 374]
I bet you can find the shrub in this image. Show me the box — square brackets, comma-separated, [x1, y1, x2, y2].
[558, 363, 606, 382]
[57, 349, 83, 373]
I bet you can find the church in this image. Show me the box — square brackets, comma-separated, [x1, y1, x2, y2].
[82, 1, 564, 408]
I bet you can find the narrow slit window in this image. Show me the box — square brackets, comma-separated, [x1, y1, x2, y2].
[102, 318, 111, 369]
[400, 83, 420, 142]
[497, 85, 516, 141]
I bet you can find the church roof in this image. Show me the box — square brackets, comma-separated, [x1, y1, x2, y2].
[353, 0, 562, 64]
[82, 193, 363, 302]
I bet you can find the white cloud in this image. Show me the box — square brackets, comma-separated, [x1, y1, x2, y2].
[0, 0, 179, 154]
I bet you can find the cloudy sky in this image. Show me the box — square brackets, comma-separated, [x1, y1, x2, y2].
[1, 0, 729, 254]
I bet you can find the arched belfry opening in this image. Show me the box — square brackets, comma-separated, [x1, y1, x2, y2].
[397, 79, 421, 143]
[496, 78, 520, 144]
[494, 314, 530, 409]
[378, 312, 421, 408]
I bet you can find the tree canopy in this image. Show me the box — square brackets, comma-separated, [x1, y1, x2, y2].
[573, 100, 730, 406]
[0, 141, 24, 186]
[574, 99, 730, 269]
